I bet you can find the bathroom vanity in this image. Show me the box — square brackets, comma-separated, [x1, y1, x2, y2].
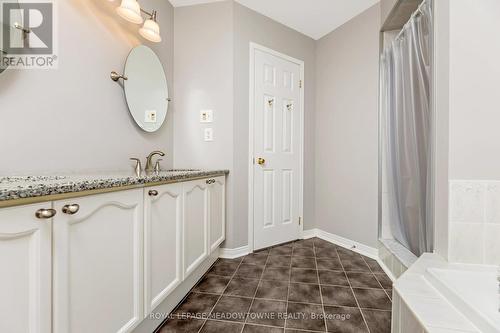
[0, 170, 227, 333]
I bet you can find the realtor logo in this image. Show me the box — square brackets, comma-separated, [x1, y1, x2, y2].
[1, 0, 57, 69]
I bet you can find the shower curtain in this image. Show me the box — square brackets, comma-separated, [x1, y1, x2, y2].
[381, 0, 433, 256]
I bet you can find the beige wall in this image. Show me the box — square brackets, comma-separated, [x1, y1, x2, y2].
[0, 0, 174, 174]
[448, 0, 500, 181]
[232, 2, 317, 248]
[315, 4, 381, 248]
[173, 1, 236, 246]
[445, 0, 500, 264]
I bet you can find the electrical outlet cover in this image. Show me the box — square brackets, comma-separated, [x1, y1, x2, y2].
[145, 110, 157, 123]
[204, 128, 214, 141]
[200, 109, 214, 123]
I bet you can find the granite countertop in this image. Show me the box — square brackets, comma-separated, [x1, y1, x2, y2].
[0, 169, 229, 205]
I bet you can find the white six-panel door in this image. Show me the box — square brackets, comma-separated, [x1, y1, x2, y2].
[144, 183, 183, 315]
[0, 203, 52, 333]
[252, 46, 303, 250]
[53, 189, 144, 333]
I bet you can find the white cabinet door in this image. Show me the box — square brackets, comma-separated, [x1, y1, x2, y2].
[0, 203, 52, 333]
[144, 184, 183, 316]
[182, 180, 209, 277]
[53, 189, 144, 333]
[208, 177, 225, 252]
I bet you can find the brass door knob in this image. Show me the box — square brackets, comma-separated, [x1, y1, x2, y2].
[256, 158, 266, 165]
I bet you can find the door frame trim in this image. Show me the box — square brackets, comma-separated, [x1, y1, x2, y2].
[247, 42, 305, 252]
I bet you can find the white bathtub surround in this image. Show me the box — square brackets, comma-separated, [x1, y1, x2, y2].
[392, 253, 500, 333]
[379, 239, 417, 279]
[449, 180, 500, 265]
[426, 267, 499, 333]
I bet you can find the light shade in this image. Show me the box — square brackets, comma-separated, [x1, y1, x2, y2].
[139, 19, 162, 43]
[116, 0, 143, 24]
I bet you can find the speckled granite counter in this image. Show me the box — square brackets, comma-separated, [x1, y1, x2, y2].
[0, 169, 228, 207]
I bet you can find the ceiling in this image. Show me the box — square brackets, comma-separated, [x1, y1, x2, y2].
[168, 0, 380, 40]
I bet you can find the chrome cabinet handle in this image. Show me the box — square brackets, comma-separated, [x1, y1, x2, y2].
[62, 204, 80, 215]
[35, 208, 56, 219]
[206, 179, 216, 185]
[149, 190, 159, 196]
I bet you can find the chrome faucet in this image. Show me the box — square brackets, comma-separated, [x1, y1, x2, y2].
[145, 151, 165, 173]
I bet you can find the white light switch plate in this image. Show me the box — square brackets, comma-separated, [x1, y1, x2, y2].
[204, 128, 214, 141]
[200, 110, 214, 123]
[145, 110, 157, 123]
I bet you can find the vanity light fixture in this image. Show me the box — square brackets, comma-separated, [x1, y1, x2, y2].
[116, 0, 143, 24]
[114, 0, 162, 43]
[139, 10, 162, 43]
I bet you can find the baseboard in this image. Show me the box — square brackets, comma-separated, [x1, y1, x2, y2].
[302, 229, 317, 239]
[221, 230, 381, 267]
[219, 245, 250, 259]
[303, 228, 379, 260]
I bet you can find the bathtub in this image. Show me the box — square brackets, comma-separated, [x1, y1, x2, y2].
[393, 253, 499, 332]
[426, 266, 499, 333]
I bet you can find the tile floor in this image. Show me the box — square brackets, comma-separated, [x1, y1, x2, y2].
[156, 237, 392, 333]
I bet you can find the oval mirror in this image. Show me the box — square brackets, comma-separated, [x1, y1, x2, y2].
[0, 0, 22, 74]
[123, 45, 169, 132]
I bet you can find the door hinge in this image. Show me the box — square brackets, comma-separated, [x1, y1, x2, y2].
[298, 216, 302, 225]
[299, 80, 303, 88]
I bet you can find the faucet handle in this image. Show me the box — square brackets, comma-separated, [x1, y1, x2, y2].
[130, 158, 142, 176]
[154, 159, 163, 173]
